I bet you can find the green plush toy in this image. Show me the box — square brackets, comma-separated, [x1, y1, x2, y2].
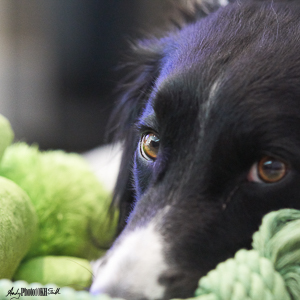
[0, 114, 118, 290]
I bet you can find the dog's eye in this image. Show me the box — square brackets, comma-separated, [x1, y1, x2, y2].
[140, 133, 160, 161]
[248, 156, 287, 183]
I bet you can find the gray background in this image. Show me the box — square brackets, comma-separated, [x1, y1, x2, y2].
[0, 0, 194, 152]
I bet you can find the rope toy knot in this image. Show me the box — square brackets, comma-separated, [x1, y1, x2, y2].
[195, 209, 300, 300]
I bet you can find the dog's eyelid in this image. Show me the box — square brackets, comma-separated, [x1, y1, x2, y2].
[135, 116, 160, 134]
[136, 109, 159, 134]
[136, 123, 159, 136]
[134, 122, 145, 134]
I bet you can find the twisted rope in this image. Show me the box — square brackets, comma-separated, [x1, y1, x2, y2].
[195, 209, 300, 300]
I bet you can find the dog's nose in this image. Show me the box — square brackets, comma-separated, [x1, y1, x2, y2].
[91, 285, 149, 300]
[90, 223, 169, 300]
[90, 269, 195, 300]
[90, 208, 198, 300]
[158, 270, 197, 299]
[158, 270, 184, 286]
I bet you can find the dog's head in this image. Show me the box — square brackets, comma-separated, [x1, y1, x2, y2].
[91, 1, 300, 299]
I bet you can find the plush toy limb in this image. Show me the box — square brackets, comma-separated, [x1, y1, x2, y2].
[0, 177, 37, 279]
[13, 256, 93, 291]
[0, 279, 112, 300]
[1, 209, 300, 300]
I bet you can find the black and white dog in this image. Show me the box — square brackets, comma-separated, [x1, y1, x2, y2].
[91, 0, 300, 299]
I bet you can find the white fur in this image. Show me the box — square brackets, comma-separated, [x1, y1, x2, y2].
[218, 0, 229, 7]
[187, 0, 228, 10]
[84, 143, 121, 192]
[201, 78, 222, 124]
[90, 221, 168, 299]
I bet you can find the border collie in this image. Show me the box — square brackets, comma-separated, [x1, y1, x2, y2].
[91, 0, 300, 299]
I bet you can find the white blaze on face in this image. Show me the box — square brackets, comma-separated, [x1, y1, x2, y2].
[204, 78, 222, 119]
[90, 222, 168, 299]
[198, 78, 223, 142]
[185, 0, 228, 11]
[218, 0, 229, 7]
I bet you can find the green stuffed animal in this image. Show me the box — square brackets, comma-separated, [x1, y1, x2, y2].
[0, 114, 118, 290]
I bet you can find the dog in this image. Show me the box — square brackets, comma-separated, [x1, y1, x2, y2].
[90, 0, 300, 299]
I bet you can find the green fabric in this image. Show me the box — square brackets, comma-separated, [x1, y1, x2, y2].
[13, 256, 92, 290]
[0, 143, 118, 261]
[0, 114, 117, 288]
[0, 279, 111, 300]
[0, 177, 37, 279]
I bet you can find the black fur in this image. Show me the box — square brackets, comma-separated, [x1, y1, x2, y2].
[102, 0, 300, 298]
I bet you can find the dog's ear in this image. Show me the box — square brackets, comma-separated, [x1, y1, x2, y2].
[108, 39, 164, 234]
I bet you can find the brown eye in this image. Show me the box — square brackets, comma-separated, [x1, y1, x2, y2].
[248, 156, 287, 183]
[257, 156, 287, 183]
[140, 133, 160, 160]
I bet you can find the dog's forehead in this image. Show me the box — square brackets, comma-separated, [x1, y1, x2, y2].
[137, 2, 300, 170]
[150, 2, 300, 124]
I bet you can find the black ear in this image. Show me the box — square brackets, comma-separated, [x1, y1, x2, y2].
[108, 39, 164, 234]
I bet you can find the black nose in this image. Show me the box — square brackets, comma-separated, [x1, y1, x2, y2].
[94, 288, 149, 300]
[158, 270, 199, 300]
[158, 270, 185, 286]
[91, 270, 199, 300]
[91, 284, 150, 300]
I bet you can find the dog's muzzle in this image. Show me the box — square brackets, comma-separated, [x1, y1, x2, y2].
[90, 222, 171, 300]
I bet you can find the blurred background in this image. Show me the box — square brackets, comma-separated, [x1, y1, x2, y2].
[0, 0, 192, 152]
